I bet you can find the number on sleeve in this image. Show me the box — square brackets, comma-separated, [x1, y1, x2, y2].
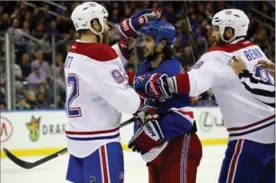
[254, 65, 273, 84]
[66, 74, 82, 118]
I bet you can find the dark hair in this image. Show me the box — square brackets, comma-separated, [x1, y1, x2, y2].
[163, 45, 174, 59]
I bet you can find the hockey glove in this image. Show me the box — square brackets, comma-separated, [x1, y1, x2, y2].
[119, 9, 162, 38]
[135, 73, 172, 102]
[128, 119, 164, 154]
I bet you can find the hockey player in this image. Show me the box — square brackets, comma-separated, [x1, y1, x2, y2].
[64, 2, 161, 183]
[134, 9, 275, 183]
[129, 21, 202, 183]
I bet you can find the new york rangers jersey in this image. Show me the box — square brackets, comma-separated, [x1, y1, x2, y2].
[134, 58, 195, 162]
[64, 40, 141, 158]
[188, 38, 275, 144]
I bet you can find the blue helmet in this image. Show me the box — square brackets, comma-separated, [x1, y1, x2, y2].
[139, 21, 176, 46]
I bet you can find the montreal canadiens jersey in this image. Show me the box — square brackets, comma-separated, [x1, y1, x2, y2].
[64, 40, 141, 158]
[188, 38, 275, 144]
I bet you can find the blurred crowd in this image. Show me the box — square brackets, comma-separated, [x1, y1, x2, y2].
[0, 1, 274, 110]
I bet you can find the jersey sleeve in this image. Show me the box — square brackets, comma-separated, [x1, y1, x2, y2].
[87, 58, 141, 114]
[187, 51, 232, 97]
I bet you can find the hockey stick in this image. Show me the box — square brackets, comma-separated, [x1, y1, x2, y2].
[183, 1, 213, 100]
[183, 1, 198, 63]
[3, 117, 135, 169]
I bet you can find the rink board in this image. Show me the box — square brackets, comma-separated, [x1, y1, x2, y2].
[0, 107, 228, 158]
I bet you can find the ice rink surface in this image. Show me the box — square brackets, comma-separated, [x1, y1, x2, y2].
[1, 145, 226, 183]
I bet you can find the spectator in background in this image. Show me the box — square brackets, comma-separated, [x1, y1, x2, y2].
[51, 53, 64, 77]
[20, 53, 32, 79]
[27, 62, 47, 94]
[22, 21, 30, 34]
[182, 46, 194, 68]
[25, 90, 37, 109]
[47, 20, 60, 40]
[36, 92, 48, 108]
[7, 18, 27, 54]
[51, 53, 65, 93]
[0, 13, 10, 31]
[14, 61, 23, 90]
[31, 50, 52, 78]
[0, 88, 6, 110]
[16, 93, 31, 110]
[31, 22, 45, 39]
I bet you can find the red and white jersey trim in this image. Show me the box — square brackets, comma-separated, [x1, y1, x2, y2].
[169, 106, 194, 124]
[65, 127, 120, 140]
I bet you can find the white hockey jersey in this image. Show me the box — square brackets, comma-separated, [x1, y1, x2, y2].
[64, 40, 141, 158]
[188, 39, 275, 144]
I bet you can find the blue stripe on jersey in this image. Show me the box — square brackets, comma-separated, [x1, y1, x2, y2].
[66, 133, 120, 141]
[229, 121, 275, 137]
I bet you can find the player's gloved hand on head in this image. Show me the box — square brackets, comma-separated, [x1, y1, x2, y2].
[135, 73, 172, 102]
[128, 112, 164, 154]
[119, 9, 162, 38]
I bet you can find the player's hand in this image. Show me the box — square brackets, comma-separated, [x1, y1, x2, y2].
[228, 56, 247, 75]
[258, 59, 275, 78]
[128, 118, 164, 154]
[135, 73, 172, 102]
[119, 9, 162, 38]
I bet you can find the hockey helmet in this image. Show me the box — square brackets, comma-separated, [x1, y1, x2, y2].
[71, 2, 108, 35]
[139, 21, 176, 46]
[212, 9, 250, 43]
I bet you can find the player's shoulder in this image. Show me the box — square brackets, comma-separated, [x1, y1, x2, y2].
[159, 58, 182, 75]
[161, 58, 181, 67]
[69, 41, 118, 62]
[205, 40, 256, 54]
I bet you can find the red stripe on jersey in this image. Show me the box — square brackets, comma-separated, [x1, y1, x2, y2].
[175, 72, 190, 94]
[227, 115, 275, 132]
[206, 40, 256, 53]
[100, 146, 109, 183]
[177, 110, 194, 119]
[227, 140, 243, 183]
[65, 127, 119, 135]
[70, 42, 118, 62]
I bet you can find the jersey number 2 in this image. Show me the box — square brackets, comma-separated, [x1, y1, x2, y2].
[66, 74, 82, 118]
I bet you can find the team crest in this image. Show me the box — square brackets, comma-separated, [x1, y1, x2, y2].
[225, 10, 232, 15]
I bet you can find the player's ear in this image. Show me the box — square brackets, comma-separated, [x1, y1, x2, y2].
[160, 40, 167, 50]
[91, 19, 101, 32]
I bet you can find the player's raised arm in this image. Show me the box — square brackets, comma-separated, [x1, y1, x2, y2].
[111, 9, 162, 66]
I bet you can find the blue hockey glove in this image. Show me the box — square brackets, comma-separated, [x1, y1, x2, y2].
[119, 9, 162, 38]
[135, 73, 172, 102]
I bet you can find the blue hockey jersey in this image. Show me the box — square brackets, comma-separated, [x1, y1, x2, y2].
[134, 58, 195, 140]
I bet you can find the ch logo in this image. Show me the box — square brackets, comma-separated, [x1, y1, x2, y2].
[90, 176, 96, 183]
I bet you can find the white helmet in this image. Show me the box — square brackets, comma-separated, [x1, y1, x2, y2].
[212, 9, 250, 43]
[71, 2, 108, 35]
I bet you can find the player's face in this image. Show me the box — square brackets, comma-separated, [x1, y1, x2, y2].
[212, 26, 221, 43]
[140, 35, 155, 58]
